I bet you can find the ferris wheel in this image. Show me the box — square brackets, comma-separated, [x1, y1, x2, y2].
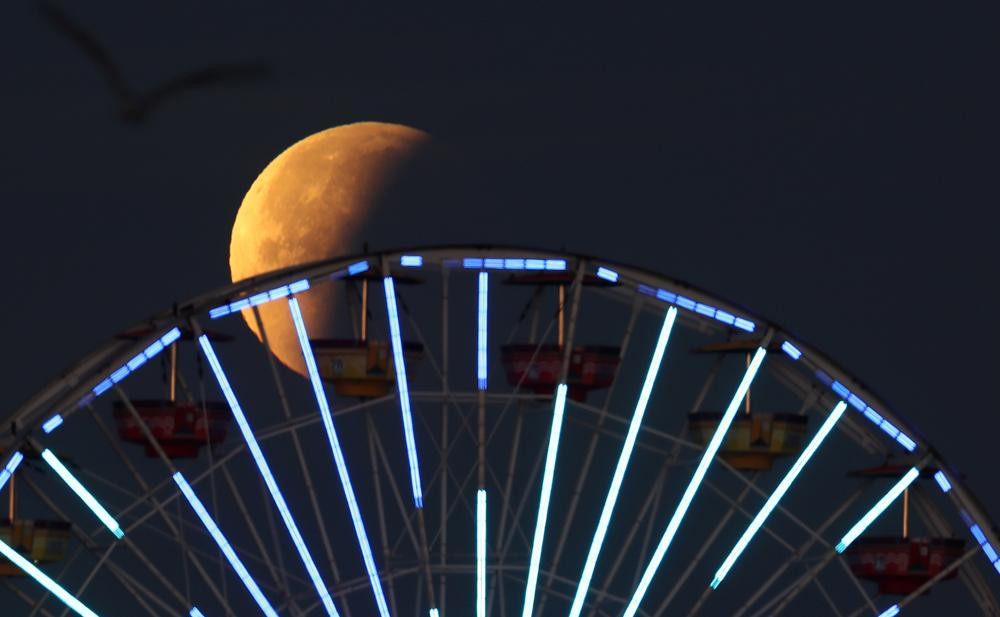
[1, 245, 998, 617]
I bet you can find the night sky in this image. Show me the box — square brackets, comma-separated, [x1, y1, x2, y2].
[2, 2, 999, 614]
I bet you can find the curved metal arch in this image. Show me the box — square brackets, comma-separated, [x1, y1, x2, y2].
[3, 243, 998, 604]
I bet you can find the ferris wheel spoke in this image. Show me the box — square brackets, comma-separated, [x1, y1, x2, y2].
[710, 401, 849, 592]
[252, 305, 352, 617]
[614, 353, 731, 603]
[497, 409, 549, 561]
[731, 486, 863, 617]
[623, 343, 769, 617]
[521, 263, 586, 617]
[365, 414, 407, 617]
[217, 465, 296, 609]
[288, 297, 391, 617]
[5, 577, 63, 617]
[572, 391, 849, 566]
[26, 459, 209, 616]
[19, 469, 188, 616]
[25, 544, 85, 617]
[536, 294, 642, 616]
[366, 404, 435, 613]
[383, 274, 425, 510]
[196, 329, 341, 617]
[766, 533, 881, 617]
[660, 475, 759, 617]
[566, 306, 679, 617]
[585, 460, 669, 617]
[174, 471, 280, 617]
[112, 385, 242, 615]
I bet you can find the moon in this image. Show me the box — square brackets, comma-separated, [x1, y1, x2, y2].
[229, 122, 432, 377]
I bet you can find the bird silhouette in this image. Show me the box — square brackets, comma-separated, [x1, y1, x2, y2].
[39, 2, 271, 124]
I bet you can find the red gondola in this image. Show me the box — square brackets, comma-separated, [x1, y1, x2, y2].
[113, 400, 229, 458]
[112, 326, 231, 459]
[844, 464, 965, 594]
[500, 344, 619, 402]
[845, 536, 965, 594]
[499, 271, 620, 402]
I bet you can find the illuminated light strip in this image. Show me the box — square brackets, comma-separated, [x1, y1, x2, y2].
[174, 472, 279, 617]
[197, 335, 340, 617]
[190, 608, 207, 617]
[0, 536, 100, 617]
[383, 276, 425, 509]
[478, 272, 489, 390]
[348, 261, 369, 275]
[42, 414, 64, 434]
[781, 341, 802, 360]
[960, 510, 1000, 571]
[567, 307, 678, 617]
[822, 378, 918, 453]
[429, 611, 440, 617]
[623, 347, 767, 617]
[209, 279, 310, 318]
[848, 394, 866, 412]
[477, 489, 487, 617]
[400, 255, 423, 267]
[459, 257, 567, 271]
[521, 383, 569, 617]
[596, 266, 619, 283]
[835, 467, 921, 553]
[933, 470, 952, 493]
[896, 433, 917, 451]
[711, 401, 848, 588]
[289, 298, 391, 617]
[878, 604, 901, 617]
[635, 284, 755, 332]
[0, 452, 25, 491]
[89, 327, 181, 402]
[41, 449, 124, 540]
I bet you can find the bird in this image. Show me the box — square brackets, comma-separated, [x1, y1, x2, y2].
[38, 2, 272, 124]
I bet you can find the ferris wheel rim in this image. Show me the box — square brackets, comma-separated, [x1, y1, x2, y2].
[3, 243, 998, 615]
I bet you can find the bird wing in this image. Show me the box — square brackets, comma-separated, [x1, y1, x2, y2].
[132, 62, 272, 118]
[37, 1, 132, 100]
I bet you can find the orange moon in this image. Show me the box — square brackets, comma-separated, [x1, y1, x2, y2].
[229, 122, 432, 377]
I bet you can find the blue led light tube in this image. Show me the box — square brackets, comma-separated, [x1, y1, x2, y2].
[836, 467, 920, 553]
[42, 449, 124, 539]
[623, 347, 767, 617]
[174, 472, 279, 617]
[0, 536, 100, 617]
[521, 383, 569, 617]
[567, 307, 678, 617]
[383, 276, 425, 508]
[289, 298, 391, 617]
[711, 401, 847, 588]
[198, 335, 340, 617]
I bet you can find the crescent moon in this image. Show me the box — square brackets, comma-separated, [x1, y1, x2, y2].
[229, 122, 432, 377]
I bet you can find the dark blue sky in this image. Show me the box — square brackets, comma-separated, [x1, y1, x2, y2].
[2, 2, 999, 613]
